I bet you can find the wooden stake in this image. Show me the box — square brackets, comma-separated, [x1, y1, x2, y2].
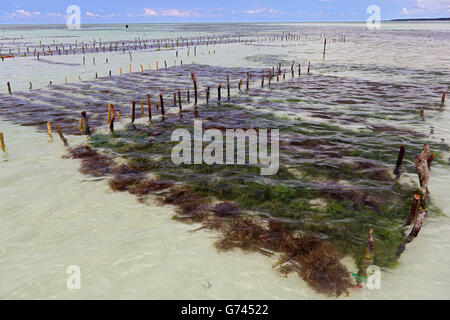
[246, 73, 249, 91]
[218, 83, 221, 103]
[441, 91, 446, 109]
[147, 94, 152, 121]
[109, 104, 115, 132]
[406, 194, 420, 226]
[406, 209, 426, 243]
[7, 82, 11, 94]
[160, 94, 165, 118]
[141, 100, 144, 116]
[227, 75, 230, 101]
[307, 61, 310, 75]
[107, 103, 112, 124]
[323, 38, 326, 60]
[178, 90, 182, 112]
[55, 125, 68, 146]
[415, 144, 430, 205]
[131, 100, 136, 123]
[191, 73, 198, 106]
[80, 111, 91, 135]
[0, 132, 6, 153]
[394, 144, 405, 175]
[47, 121, 53, 140]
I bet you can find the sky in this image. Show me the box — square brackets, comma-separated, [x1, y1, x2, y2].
[0, 0, 449, 24]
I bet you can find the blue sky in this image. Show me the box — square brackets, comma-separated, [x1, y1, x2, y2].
[0, 0, 449, 24]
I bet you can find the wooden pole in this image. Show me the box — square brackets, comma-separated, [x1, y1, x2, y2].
[47, 121, 53, 141]
[80, 111, 91, 135]
[160, 94, 165, 118]
[323, 38, 326, 60]
[131, 100, 136, 123]
[246, 73, 249, 91]
[307, 61, 311, 75]
[394, 145, 405, 175]
[227, 75, 230, 101]
[147, 94, 152, 121]
[178, 90, 182, 112]
[406, 194, 420, 226]
[55, 125, 68, 146]
[107, 103, 112, 124]
[191, 73, 198, 106]
[441, 91, 446, 109]
[109, 104, 115, 132]
[406, 209, 426, 243]
[7, 82, 11, 94]
[218, 83, 221, 103]
[0, 132, 5, 153]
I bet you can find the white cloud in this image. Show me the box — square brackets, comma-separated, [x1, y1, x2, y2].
[141, 8, 201, 18]
[400, 0, 450, 15]
[143, 8, 157, 16]
[242, 8, 284, 15]
[86, 11, 99, 17]
[11, 9, 41, 17]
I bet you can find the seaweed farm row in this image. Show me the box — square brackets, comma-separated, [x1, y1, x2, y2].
[0, 32, 316, 59]
[1, 62, 448, 296]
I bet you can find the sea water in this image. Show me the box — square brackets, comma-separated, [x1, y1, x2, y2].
[0, 22, 449, 299]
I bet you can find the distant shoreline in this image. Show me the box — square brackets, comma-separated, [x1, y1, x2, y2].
[391, 17, 450, 21]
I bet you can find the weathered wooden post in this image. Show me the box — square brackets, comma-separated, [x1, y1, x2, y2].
[147, 94, 152, 121]
[0, 132, 6, 153]
[191, 73, 198, 106]
[406, 194, 420, 226]
[160, 94, 165, 118]
[131, 100, 136, 123]
[55, 125, 68, 146]
[227, 75, 230, 101]
[80, 111, 91, 135]
[406, 209, 426, 243]
[394, 145, 405, 175]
